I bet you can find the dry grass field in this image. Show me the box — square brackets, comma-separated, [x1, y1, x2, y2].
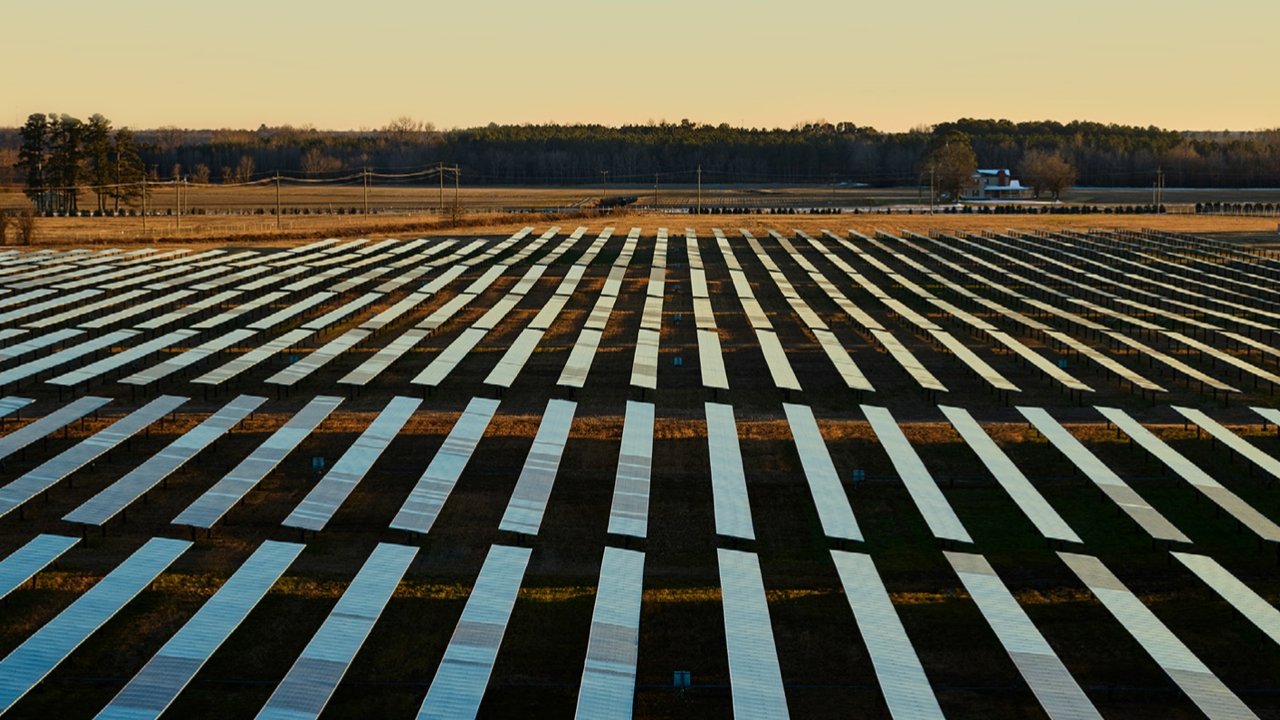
[0, 220, 1277, 718]
[4, 183, 1278, 247]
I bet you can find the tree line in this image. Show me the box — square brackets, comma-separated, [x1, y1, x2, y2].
[13, 113, 148, 214]
[5, 115, 1279, 208]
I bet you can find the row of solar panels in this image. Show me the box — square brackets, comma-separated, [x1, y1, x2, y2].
[718, 545, 1274, 720]
[3, 393, 1279, 551]
[1, 531, 1274, 719]
[4, 226, 1276, 403]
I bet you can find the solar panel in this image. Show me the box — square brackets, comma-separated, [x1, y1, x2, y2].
[0, 395, 187, 520]
[191, 291, 287, 331]
[417, 544, 531, 720]
[1097, 407, 1280, 543]
[23, 289, 148, 330]
[174, 395, 342, 528]
[0, 327, 84, 363]
[0, 534, 78, 600]
[0, 328, 28, 345]
[830, 549, 942, 719]
[246, 291, 335, 331]
[0, 288, 101, 325]
[692, 297, 716, 330]
[606, 401, 655, 538]
[0, 397, 33, 420]
[0, 330, 138, 388]
[389, 397, 500, 534]
[64, 395, 267, 527]
[1058, 551, 1259, 720]
[944, 551, 1102, 720]
[1019, 406, 1189, 543]
[697, 329, 730, 390]
[47, 329, 199, 388]
[717, 548, 790, 720]
[939, 405, 1080, 543]
[988, 331, 1093, 393]
[1171, 552, 1280, 648]
[121, 328, 258, 386]
[584, 294, 618, 331]
[870, 329, 947, 392]
[862, 405, 972, 543]
[575, 546, 644, 720]
[266, 328, 371, 387]
[705, 402, 755, 540]
[300, 291, 382, 331]
[1106, 332, 1237, 393]
[498, 399, 576, 535]
[0, 537, 190, 715]
[81, 289, 195, 330]
[1043, 331, 1166, 393]
[1174, 406, 1280, 482]
[0, 395, 111, 462]
[781, 403, 862, 541]
[97, 540, 304, 720]
[412, 327, 488, 387]
[811, 329, 874, 392]
[257, 542, 417, 720]
[193, 328, 312, 386]
[336, 327, 424, 386]
[755, 330, 802, 392]
[558, 328, 604, 389]
[629, 329, 660, 390]
[928, 329, 1021, 392]
[136, 290, 240, 331]
[283, 396, 419, 531]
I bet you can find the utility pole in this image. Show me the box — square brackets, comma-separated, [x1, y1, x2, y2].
[696, 165, 702, 215]
[453, 165, 460, 211]
[141, 176, 147, 234]
[654, 173, 659, 209]
[275, 171, 281, 229]
[600, 170, 609, 204]
[438, 161, 445, 213]
[363, 168, 369, 216]
[175, 175, 181, 232]
[929, 165, 936, 215]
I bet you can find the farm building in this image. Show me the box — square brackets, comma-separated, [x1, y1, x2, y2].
[963, 168, 1034, 200]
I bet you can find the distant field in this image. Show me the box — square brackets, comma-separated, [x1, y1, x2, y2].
[2, 182, 1279, 247]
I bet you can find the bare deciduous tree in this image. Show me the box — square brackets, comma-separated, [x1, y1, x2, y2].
[300, 148, 343, 177]
[1019, 150, 1077, 199]
[236, 155, 256, 183]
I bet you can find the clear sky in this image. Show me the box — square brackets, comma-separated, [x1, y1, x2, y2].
[6, 0, 1277, 132]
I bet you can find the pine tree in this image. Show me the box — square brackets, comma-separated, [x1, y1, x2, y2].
[46, 115, 85, 214]
[84, 114, 113, 213]
[17, 113, 51, 213]
[110, 127, 147, 212]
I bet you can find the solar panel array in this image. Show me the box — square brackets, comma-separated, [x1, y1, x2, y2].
[945, 551, 1102, 720]
[1059, 552, 1259, 719]
[98, 540, 303, 720]
[258, 542, 417, 720]
[0, 537, 191, 714]
[0, 228, 1277, 716]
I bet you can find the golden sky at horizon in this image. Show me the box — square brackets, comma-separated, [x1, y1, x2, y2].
[6, 0, 1277, 132]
